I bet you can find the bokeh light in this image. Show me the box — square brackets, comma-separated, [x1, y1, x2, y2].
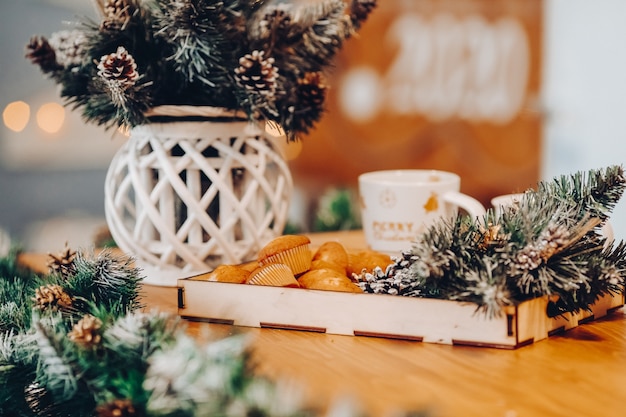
[36, 102, 65, 134]
[3, 101, 31, 132]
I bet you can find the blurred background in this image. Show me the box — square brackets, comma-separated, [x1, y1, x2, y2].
[1, 0, 625, 252]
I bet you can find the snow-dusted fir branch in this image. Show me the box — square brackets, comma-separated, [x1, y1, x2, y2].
[26, 0, 377, 139]
[1, 244, 424, 416]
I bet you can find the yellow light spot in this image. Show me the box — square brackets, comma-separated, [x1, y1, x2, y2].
[117, 125, 131, 137]
[265, 120, 286, 137]
[3, 101, 31, 132]
[36, 102, 65, 134]
[269, 134, 303, 161]
[423, 193, 439, 212]
[281, 139, 303, 160]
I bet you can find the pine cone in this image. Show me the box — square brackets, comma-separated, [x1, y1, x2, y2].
[97, 46, 139, 89]
[234, 50, 278, 97]
[350, 0, 377, 25]
[69, 315, 103, 348]
[297, 72, 327, 108]
[33, 284, 73, 311]
[100, 0, 134, 30]
[538, 224, 570, 261]
[103, 0, 132, 17]
[475, 224, 507, 251]
[512, 244, 543, 273]
[25, 36, 61, 73]
[96, 399, 137, 417]
[47, 244, 76, 278]
[24, 382, 47, 414]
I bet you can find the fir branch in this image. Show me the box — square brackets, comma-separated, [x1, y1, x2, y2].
[75, 311, 180, 410]
[538, 165, 625, 224]
[356, 165, 626, 317]
[291, 0, 354, 66]
[0, 331, 42, 417]
[447, 257, 512, 319]
[102, 310, 180, 360]
[27, 0, 376, 136]
[0, 239, 428, 417]
[260, 0, 361, 138]
[33, 317, 81, 403]
[66, 249, 144, 314]
[0, 249, 41, 334]
[0, 278, 38, 333]
[153, 0, 244, 88]
[144, 332, 309, 417]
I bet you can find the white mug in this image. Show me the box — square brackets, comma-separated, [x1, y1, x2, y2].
[490, 193, 525, 217]
[490, 192, 615, 245]
[359, 170, 486, 255]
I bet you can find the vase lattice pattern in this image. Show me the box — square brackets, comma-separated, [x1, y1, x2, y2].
[105, 121, 292, 274]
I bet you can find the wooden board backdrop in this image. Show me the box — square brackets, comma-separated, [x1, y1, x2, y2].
[287, 0, 543, 210]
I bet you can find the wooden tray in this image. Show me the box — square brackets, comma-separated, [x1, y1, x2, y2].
[177, 275, 624, 349]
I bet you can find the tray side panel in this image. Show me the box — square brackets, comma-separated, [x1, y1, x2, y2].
[177, 280, 624, 349]
[178, 280, 519, 347]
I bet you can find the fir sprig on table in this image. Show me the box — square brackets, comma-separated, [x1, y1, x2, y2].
[26, 0, 377, 139]
[0, 247, 39, 333]
[356, 165, 626, 318]
[1, 248, 147, 416]
[0, 246, 422, 417]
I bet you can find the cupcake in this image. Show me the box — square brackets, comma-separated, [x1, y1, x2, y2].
[312, 241, 349, 273]
[257, 235, 312, 275]
[346, 250, 393, 276]
[310, 259, 347, 275]
[246, 263, 300, 288]
[207, 264, 251, 284]
[298, 268, 363, 293]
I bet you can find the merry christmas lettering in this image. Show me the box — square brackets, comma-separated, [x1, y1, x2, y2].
[372, 221, 417, 241]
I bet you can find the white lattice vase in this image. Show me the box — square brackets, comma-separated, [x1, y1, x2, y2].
[104, 106, 293, 286]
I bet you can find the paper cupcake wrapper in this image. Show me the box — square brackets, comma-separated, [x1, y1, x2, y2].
[247, 264, 299, 288]
[261, 244, 311, 275]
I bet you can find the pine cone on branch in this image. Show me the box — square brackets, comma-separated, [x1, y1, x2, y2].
[47, 243, 76, 279]
[25, 36, 61, 73]
[475, 224, 507, 251]
[33, 284, 73, 311]
[97, 46, 140, 108]
[103, 0, 133, 18]
[97, 46, 139, 89]
[297, 72, 327, 108]
[100, 0, 134, 30]
[234, 50, 278, 98]
[69, 314, 103, 348]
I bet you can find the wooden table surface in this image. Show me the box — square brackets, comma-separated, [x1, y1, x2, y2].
[143, 231, 626, 417]
[20, 230, 626, 417]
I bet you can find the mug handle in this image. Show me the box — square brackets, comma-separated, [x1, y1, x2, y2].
[443, 191, 486, 219]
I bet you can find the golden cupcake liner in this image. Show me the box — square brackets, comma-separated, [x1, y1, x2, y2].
[247, 263, 300, 288]
[260, 244, 312, 275]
